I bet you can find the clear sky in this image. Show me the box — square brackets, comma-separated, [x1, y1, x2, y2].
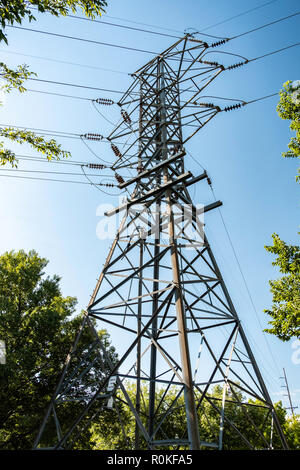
[0, 0, 299, 414]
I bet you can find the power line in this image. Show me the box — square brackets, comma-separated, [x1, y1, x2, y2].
[223, 41, 300, 72]
[231, 10, 300, 40]
[3, 36, 298, 101]
[66, 14, 182, 39]
[0, 123, 80, 137]
[0, 74, 125, 95]
[26, 88, 92, 101]
[6, 10, 300, 69]
[0, 173, 112, 185]
[248, 41, 300, 63]
[0, 165, 110, 178]
[23, 77, 125, 94]
[0, 49, 128, 75]
[0, 90, 281, 140]
[29, 5, 185, 40]
[7, 25, 159, 55]
[103, 15, 184, 35]
[64, 13, 225, 40]
[199, 0, 281, 32]
[209, 186, 282, 377]
[26, 44, 296, 101]
[12, 154, 93, 166]
[0, 123, 135, 147]
[246, 92, 278, 104]
[0, 168, 115, 178]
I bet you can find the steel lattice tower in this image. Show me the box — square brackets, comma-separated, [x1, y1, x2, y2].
[34, 36, 288, 450]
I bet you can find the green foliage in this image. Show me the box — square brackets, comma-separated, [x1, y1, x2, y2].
[264, 234, 300, 341]
[0, 249, 115, 449]
[277, 80, 300, 181]
[0, 0, 107, 44]
[91, 383, 297, 450]
[284, 416, 300, 449]
[0, 0, 107, 166]
[0, 127, 71, 166]
[0, 62, 35, 93]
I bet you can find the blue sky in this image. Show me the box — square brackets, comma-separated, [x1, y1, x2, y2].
[0, 0, 299, 413]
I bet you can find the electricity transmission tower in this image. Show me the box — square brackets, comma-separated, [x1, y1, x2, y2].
[34, 35, 288, 450]
[280, 368, 298, 417]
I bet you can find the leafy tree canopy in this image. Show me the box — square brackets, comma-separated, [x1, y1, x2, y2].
[277, 80, 300, 181]
[0, 0, 107, 166]
[0, 249, 115, 449]
[91, 382, 299, 450]
[264, 234, 300, 341]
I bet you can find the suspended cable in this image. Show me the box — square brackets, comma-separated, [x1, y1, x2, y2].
[26, 88, 92, 101]
[248, 41, 300, 63]
[209, 186, 282, 377]
[11, 153, 99, 166]
[103, 15, 184, 35]
[91, 100, 119, 127]
[199, 0, 281, 32]
[246, 92, 278, 104]
[80, 164, 123, 195]
[24, 77, 125, 94]
[0, 122, 80, 137]
[224, 41, 300, 71]
[231, 10, 300, 40]
[80, 137, 113, 164]
[0, 168, 115, 177]
[0, 90, 280, 145]
[0, 49, 128, 75]
[65, 14, 225, 40]
[210, 10, 300, 47]
[29, 5, 182, 39]
[66, 14, 182, 40]
[0, 173, 114, 186]
[7, 25, 159, 55]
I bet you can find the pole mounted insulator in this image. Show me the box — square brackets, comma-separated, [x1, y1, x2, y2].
[194, 102, 215, 108]
[199, 60, 219, 67]
[88, 163, 106, 169]
[223, 103, 244, 112]
[210, 38, 230, 48]
[111, 144, 122, 158]
[81, 133, 104, 141]
[114, 173, 125, 184]
[227, 60, 248, 70]
[199, 60, 225, 70]
[188, 37, 208, 47]
[93, 98, 114, 105]
[121, 109, 132, 125]
[100, 182, 116, 188]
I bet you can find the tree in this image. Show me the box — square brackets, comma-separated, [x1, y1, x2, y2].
[264, 234, 300, 341]
[0, 0, 107, 167]
[284, 416, 300, 450]
[0, 249, 116, 449]
[277, 80, 300, 182]
[263, 82, 300, 342]
[91, 383, 298, 450]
